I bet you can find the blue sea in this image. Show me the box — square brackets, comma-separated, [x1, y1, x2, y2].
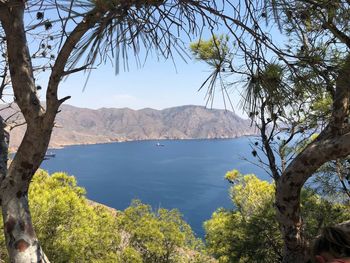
[40, 138, 269, 238]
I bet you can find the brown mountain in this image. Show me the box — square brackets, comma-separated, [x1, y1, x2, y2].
[4, 104, 256, 149]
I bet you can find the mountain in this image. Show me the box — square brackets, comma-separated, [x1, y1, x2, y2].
[4, 104, 256, 149]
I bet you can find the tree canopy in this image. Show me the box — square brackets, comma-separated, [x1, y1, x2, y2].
[191, 1, 350, 258]
[0, 170, 211, 263]
[0, 0, 349, 262]
[205, 171, 350, 263]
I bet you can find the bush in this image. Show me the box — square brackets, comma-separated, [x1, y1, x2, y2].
[0, 170, 211, 262]
[205, 170, 350, 263]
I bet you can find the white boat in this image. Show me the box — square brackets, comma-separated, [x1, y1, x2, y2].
[44, 152, 56, 158]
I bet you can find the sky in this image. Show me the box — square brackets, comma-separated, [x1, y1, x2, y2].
[23, 3, 251, 118]
[0, 2, 291, 120]
[2, 2, 285, 119]
[35, 43, 247, 117]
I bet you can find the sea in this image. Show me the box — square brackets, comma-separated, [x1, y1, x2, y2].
[40, 137, 270, 238]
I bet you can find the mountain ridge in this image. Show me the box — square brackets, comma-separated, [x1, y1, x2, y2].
[4, 104, 256, 150]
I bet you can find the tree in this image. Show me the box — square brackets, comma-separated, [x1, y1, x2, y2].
[117, 199, 210, 263]
[0, 170, 122, 262]
[0, 0, 348, 261]
[28, 171, 121, 262]
[0, 170, 210, 262]
[205, 171, 350, 263]
[191, 1, 350, 260]
[0, 0, 238, 261]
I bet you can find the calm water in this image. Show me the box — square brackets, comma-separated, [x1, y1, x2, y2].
[40, 138, 269, 238]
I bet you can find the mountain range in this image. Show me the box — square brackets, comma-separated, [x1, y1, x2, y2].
[5, 104, 256, 149]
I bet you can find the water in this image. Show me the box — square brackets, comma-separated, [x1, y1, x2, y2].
[40, 138, 269, 238]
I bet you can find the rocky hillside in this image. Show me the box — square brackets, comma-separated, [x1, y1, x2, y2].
[5, 104, 256, 149]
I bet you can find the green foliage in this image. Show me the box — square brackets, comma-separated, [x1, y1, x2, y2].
[205, 172, 281, 263]
[29, 170, 121, 262]
[0, 170, 210, 262]
[300, 188, 350, 242]
[293, 133, 319, 154]
[117, 199, 209, 263]
[243, 63, 288, 117]
[310, 94, 333, 120]
[224, 169, 240, 183]
[205, 171, 350, 263]
[190, 35, 231, 68]
[310, 157, 350, 203]
[228, 173, 275, 218]
[119, 247, 143, 263]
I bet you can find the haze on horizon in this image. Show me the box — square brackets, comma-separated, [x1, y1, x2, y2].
[1, 38, 248, 118]
[52, 56, 246, 117]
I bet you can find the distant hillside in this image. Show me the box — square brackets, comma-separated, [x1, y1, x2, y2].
[4, 104, 256, 149]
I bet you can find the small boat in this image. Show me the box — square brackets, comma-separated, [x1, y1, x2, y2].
[44, 152, 56, 158]
[156, 142, 165, 147]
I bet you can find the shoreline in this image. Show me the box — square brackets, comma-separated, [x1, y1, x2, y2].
[10, 134, 258, 152]
[46, 134, 257, 150]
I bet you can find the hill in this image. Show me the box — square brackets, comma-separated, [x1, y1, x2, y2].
[4, 104, 256, 149]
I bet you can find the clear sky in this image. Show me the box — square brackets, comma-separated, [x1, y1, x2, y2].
[10, 3, 285, 119]
[36, 45, 246, 117]
[21, 4, 249, 118]
[0, 3, 288, 120]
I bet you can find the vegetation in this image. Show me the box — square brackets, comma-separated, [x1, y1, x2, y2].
[118, 200, 210, 263]
[0, 0, 349, 261]
[0, 1, 234, 261]
[0, 168, 346, 262]
[205, 170, 350, 263]
[191, 5, 350, 257]
[0, 170, 210, 263]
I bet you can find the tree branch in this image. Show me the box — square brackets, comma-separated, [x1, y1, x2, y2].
[46, 7, 104, 115]
[322, 21, 350, 49]
[276, 131, 350, 259]
[0, 66, 7, 100]
[62, 65, 94, 77]
[0, 1, 42, 122]
[0, 116, 8, 182]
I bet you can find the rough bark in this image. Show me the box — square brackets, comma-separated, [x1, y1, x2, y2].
[0, 116, 8, 181]
[0, 2, 51, 261]
[276, 132, 350, 262]
[0, 2, 111, 261]
[1, 120, 56, 261]
[276, 56, 350, 263]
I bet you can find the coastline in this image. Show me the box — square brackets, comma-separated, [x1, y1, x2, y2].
[46, 134, 258, 150]
[9, 133, 257, 152]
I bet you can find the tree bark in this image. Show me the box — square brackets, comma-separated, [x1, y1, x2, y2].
[0, 1, 108, 261]
[0, 2, 51, 262]
[0, 116, 8, 181]
[276, 132, 350, 262]
[276, 56, 350, 263]
[1, 181, 49, 262]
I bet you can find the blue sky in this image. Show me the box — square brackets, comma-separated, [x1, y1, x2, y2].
[17, 3, 285, 119]
[36, 44, 246, 116]
[0, 3, 289, 120]
[22, 4, 249, 117]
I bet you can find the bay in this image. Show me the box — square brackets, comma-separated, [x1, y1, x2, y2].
[40, 137, 269, 238]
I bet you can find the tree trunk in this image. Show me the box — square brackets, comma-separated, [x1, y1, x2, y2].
[0, 124, 52, 262]
[1, 186, 48, 262]
[276, 54, 350, 262]
[0, 118, 48, 262]
[0, 1, 104, 261]
[0, 2, 53, 261]
[0, 116, 8, 181]
[276, 133, 350, 262]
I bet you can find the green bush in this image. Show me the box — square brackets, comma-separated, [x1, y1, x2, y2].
[117, 199, 207, 263]
[0, 170, 211, 262]
[205, 170, 350, 263]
